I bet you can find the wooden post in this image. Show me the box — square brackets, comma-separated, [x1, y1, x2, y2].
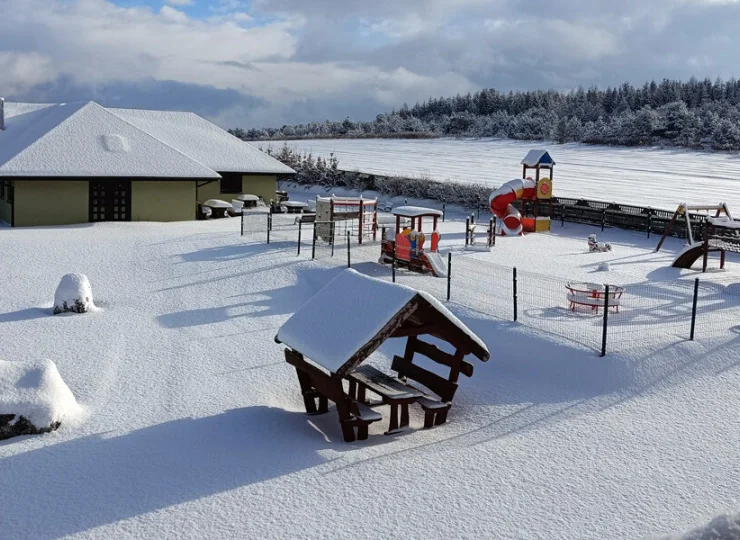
[655, 207, 681, 252]
[392, 241, 396, 283]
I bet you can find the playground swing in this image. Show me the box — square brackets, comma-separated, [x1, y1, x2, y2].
[655, 203, 736, 270]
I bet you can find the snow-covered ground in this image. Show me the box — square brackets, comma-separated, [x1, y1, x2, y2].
[268, 138, 740, 211]
[2, 212, 740, 539]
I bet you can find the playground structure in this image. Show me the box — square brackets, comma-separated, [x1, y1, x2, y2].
[489, 149, 554, 236]
[315, 196, 378, 245]
[654, 203, 738, 270]
[380, 206, 447, 277]
[465, 215, 496, 250]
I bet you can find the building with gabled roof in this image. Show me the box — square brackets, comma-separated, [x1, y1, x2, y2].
[0, 100, 294, 227]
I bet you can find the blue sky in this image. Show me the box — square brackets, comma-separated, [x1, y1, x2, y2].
[2, 0, 740, 129]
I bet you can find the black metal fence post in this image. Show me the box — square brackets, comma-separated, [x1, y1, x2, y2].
[465, 217, 470, 246]
[267, 214, 271, 244]
[476, 195, 481, 220]
[690, 278, 700, 340]
[297, 220, 302, 256]
[311, 223, 317, 259]
[240, 212, 244, 236]
[492, 217, 497, 246]
[600, 284, 610, 357]
[331, 222, 336, 257]
[601, 208, 606, 232]
[513, 267, 518, 321]
[347, 231, 351, 268]
[392, 241, 396, 283]
[442, 201, 446, 222]
[647, 210, 653, 239]
[489, 217, 494, 247]
[446, 252, 452, 301]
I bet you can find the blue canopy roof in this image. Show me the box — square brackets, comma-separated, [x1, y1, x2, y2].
[521, 149, 555, 167]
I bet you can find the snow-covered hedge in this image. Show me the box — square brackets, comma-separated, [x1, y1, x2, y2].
[0, 359, 81, 440]
[266, 144, 491, 209]
[53, 273, 95, 315]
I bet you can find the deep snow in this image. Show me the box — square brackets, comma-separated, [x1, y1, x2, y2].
[1, 214, 740, 539]
[270, 138, 740, 211]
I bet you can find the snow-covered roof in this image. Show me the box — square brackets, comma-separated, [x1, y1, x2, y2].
[521, 149, 555, 167]
[391, 205, 443, 218]
[0, 101, 294, 178]
[110, 108, 295, 175]
[0, 102, 220, 178]
[276, 269, 488, 374]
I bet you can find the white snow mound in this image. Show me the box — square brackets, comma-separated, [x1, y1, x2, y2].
[53, 273, 95, 314]
[664, 511, 740, 539]
[0, 359, 81, 428]
[596, 262, 611, 272]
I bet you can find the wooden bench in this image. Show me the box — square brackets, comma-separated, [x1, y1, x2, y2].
[348, 399, 383, 440]
[416, 396, 451, 429]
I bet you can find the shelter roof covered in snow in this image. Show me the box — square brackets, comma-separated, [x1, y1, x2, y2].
[391, 206, 443, 218]
[1, 101, 294, 178]
[275, 269, 488, 376]
[521, 149, 555, 167]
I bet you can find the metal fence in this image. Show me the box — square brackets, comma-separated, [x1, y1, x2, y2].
[241, 211, 740, 355]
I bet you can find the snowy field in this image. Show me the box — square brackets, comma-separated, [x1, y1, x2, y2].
[2, 209, 740, 539]
[269, 138, 740, 211]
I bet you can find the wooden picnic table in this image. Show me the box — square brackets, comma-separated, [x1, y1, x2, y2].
[347, 365, 424, 434]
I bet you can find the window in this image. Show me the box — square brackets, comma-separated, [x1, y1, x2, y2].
[220, 173, 242, 194]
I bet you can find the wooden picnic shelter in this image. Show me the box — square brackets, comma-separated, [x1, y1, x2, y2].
[275, 269, 489, 442]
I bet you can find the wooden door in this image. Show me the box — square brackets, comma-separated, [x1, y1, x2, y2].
[89, 180, 131, 222]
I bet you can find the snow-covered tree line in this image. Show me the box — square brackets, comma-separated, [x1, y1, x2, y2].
[264, 144, 490, 207]
[232, 77, 740, 151]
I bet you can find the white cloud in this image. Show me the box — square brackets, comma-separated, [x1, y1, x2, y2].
[3, 0, 740, 127]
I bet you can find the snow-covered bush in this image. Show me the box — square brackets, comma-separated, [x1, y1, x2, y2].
[0, 359, 81, 440]
[53, 273, 95, 314]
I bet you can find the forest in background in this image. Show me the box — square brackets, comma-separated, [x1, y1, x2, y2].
[231, 77, 740, 151]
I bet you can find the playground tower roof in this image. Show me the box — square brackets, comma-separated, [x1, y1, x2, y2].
[521, 149, 555, 167]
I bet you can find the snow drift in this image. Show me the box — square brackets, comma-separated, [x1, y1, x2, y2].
[53, 273, 95, 314]
[0, 359, 81, 440]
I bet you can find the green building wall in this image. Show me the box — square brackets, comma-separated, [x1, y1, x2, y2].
[13, 180, 89, 227]
[131, 181, 196, 222]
